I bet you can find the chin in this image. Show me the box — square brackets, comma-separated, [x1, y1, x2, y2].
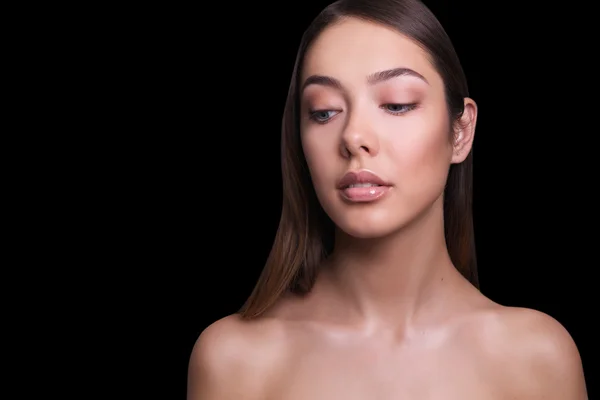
[328, 208, 408, 239]
[338, 224, 397, 239]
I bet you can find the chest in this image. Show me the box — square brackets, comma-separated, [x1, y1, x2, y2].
[267, 341, 500, 400]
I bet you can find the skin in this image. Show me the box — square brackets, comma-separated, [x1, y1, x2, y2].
[188, 17, 587, 400]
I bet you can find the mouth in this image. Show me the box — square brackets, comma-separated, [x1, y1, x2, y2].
[345, 183, 383, 189]
[337, 170, 392, 203]
[337, 170, 391, 189]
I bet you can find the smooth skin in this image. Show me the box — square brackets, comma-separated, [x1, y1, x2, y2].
[188, 17, 587, 400]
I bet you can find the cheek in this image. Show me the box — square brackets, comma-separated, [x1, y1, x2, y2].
[388, 118, 452, 183]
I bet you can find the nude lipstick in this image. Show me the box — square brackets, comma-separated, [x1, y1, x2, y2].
[337, 170, 392, 203]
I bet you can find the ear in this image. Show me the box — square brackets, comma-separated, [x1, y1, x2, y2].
[451, 97, 478, 164]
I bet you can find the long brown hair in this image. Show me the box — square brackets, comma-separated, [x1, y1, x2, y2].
[240, 0, 478, 319]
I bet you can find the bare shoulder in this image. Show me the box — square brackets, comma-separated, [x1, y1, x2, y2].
[465, 305, 587, 399]
[187, 313, 288, 400]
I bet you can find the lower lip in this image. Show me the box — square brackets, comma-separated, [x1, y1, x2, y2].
[340, 186, 392, 202]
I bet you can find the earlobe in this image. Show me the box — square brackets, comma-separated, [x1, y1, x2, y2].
[451, 97, 478, 164]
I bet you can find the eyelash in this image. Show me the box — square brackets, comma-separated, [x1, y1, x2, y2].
[308, 103, 418, 124]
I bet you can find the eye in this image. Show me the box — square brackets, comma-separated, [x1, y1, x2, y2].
[308, 110, 340, 124]
[382, 103, 417, 115]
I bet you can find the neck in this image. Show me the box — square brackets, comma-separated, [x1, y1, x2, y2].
[323, 197, 459, 330]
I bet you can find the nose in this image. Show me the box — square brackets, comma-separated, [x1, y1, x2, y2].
[340, 112, 380, 158]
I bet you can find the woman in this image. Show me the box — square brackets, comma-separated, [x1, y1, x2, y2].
[188, 0, 587, 398]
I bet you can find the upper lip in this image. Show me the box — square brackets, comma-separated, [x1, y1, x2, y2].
[337, 170, 391, 189]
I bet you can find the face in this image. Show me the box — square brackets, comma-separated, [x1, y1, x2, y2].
[299, 17, 475, 238]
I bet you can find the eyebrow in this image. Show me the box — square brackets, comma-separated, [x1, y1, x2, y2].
[301, 67, 429, 93]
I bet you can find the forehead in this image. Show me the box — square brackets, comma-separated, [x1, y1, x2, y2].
[302, 17, 440, 86]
